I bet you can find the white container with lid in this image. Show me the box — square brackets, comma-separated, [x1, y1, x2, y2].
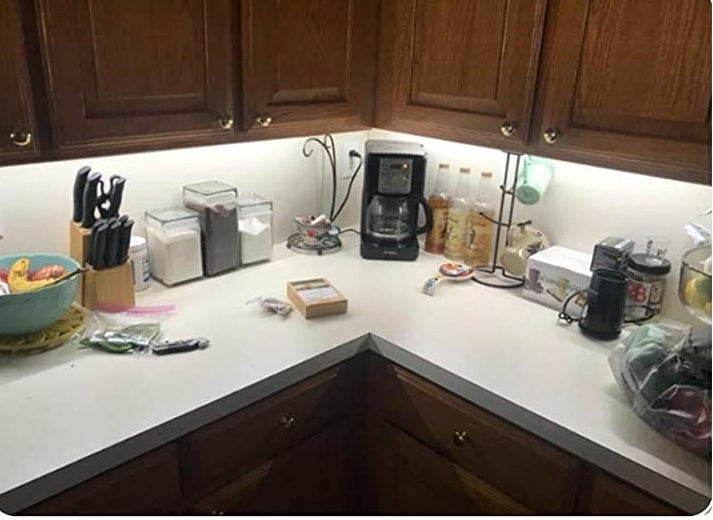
[238, 193, 273, 265]
[145, 207, 203, 286]
[128, 235, 151, 292]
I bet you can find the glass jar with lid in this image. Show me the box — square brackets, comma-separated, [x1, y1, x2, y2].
[145, 207, 203, 286]
[183, 181, 239, 276]
[625, 253, 672, 319]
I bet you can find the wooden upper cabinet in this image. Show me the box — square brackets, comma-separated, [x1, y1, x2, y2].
[376, 0, 547, 151]
[0, 0, 40, 161]
[240, 0, 379, 135]
[36, 0, 234, 154]
[534, 0, 711, 183]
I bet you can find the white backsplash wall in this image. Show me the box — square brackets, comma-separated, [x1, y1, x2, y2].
[0, 131, 366, 255]
[369, 129, 712, 324]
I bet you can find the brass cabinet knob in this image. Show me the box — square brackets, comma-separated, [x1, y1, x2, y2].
[543, 128, 559, 145]
[255, 114, 273, 127]
[500, 121, 516, 137]
[217, 115, 233, 130]
[452, 430, 469, 446]
[10, 128, 32, 147]
[279, 415, 295, 431]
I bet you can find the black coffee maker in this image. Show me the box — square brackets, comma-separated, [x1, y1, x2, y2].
[360, 140, 432, 260]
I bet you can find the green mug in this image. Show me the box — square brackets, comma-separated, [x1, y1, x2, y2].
[516, 156, 554, 205]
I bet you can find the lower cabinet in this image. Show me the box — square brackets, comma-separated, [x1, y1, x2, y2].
[369, 421, 530, 514]
[191, 420, 356, 514]
[19, 354, 687, 515]
[25, 444, 181, 515]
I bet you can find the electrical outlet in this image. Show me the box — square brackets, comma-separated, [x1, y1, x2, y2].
[339, 139, 363, 180]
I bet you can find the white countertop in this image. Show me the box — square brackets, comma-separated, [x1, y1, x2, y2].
[0, 234, 710, 513]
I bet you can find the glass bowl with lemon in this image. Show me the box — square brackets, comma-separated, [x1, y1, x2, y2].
[679, 245, 712, 324]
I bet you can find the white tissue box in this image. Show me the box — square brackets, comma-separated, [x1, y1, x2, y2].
[522, 246, 592, 315]
[238, 194, 273, 265]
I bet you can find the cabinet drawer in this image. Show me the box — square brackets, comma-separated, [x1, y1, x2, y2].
[373, 361, 580, 513]
[25, 444, 181, 515]
[576, 466, 681, 515]
[182, 362, 354, 497]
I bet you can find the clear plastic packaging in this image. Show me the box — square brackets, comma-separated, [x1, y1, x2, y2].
[609, 323, 711, 457]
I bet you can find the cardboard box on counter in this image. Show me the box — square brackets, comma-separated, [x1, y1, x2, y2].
[523, 246, 592, 316]
[287, 278, 347, 319]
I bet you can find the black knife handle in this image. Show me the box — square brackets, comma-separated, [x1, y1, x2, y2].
[72, 166, 91, 223]
[105, 220, 122, 269]
[117, 218, 134, 265]
[107, 176, 126, 219]
[82, 172, 102, 228]
[152, 338, 210, 355]
[91, 222, 109, 270]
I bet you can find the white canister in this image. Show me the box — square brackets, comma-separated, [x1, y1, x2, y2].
[128, 236, 151, 292]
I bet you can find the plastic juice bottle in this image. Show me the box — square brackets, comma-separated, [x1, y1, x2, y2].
[444, 167, 471, 261]
[464, 171, 495, 267]
[424, 163, 451, 254]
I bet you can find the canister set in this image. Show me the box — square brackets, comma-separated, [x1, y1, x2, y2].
[143, 181, 273, 288]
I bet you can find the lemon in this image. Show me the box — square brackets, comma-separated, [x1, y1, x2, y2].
[685, 277, 710, 310]
[694, 274, 712, 299]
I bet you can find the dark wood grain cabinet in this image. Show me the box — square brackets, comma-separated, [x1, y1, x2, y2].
[13, 355, 691, 516]
[376, 0, 547, 151]
[36, 0, 236, 154]
[240, 0, 379, 136]
[0, 0, 41, 161]
[376, 0, 711, 183]
[533, 0, 711, 183]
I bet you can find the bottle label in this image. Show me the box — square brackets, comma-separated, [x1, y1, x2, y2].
[444, 212, 468, 259]
[464, 212, 492, 266]
[425, 207, 449, 253]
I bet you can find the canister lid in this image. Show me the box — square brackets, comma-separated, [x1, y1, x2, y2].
[145, 207, 200, 226]
[627, 253, 672, 275]
[129, 235, 147, 251]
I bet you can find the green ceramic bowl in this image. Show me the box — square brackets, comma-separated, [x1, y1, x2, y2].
[0, 254, 81, 336]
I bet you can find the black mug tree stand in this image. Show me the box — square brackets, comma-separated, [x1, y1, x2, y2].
[471, 151, 530, 289]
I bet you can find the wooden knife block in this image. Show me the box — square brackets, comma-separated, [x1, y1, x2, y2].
[83, 263, 135, 311]
[69, 221, 93, 305]
[69, 221, 135, 310]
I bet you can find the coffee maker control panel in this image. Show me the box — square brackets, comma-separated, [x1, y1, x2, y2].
[378, 158, 413, 195]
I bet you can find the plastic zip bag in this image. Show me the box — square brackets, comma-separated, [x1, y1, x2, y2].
[609, 323, 711, 457]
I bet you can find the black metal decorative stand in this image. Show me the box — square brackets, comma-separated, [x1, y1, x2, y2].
[471, 151, 527, 289]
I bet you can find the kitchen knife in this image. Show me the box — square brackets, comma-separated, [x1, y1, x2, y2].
[98, 176, 126, 219]
[151, 337, 210, 355]
[72, 166, 91, 223]
[117, 218, 134, 265]
[104, 219, 122, 268]
[81, 172, 102, 228]
[90, 221, 109, 270]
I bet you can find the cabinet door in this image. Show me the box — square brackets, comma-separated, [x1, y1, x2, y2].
[25, 444, 182, 515]
[575, 467, 682, 515]
[368, 421, 531, 514]
[190, 420, 357, 514]
[37, 0, 234, 155]
[0, 0, 40, 162]
[240, 0, 379, 135]
[534, 0, 711, 183]
[376, 0, 547, 151]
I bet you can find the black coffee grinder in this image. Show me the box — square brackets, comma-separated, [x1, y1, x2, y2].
[360, 140, 432, 261]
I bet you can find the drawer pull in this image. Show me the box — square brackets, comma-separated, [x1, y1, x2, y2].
[543, 127, 559, 145]
[217, 115, 233, 130]
[255, 114, 273, 127]
[452, 430, 469, 446]
[280, 415, 296, 431]
[10, 128, 32, 147]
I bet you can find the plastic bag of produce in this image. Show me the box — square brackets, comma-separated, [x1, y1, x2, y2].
[609, 323, 711, 457]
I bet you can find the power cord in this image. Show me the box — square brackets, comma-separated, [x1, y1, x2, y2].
[302, 134, 362, 223]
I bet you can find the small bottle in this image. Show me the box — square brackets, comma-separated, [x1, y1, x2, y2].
[464, 171, 495, 267]
[424, 163, 451, 254]
[444, 167, 472, 261]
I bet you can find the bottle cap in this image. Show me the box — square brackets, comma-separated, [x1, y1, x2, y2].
[627, 254, 672, 275]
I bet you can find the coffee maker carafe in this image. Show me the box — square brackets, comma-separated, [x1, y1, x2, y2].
[360, 141, 432, 260]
